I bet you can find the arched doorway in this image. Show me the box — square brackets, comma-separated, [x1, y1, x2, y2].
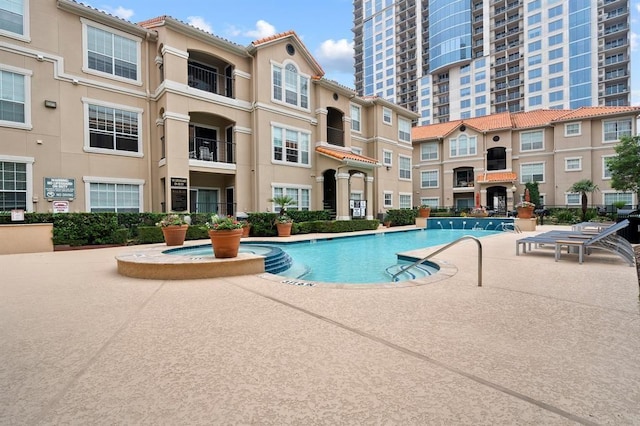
[486, 186, 507, 215]
[322, 169, 336, 218]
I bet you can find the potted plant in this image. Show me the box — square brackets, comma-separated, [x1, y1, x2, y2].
[156, 214, 189, 246]
[269, 194, 296, 237]
[206, 214, 244, 258]
[418, 204, 431, 218]
[469, 207, 488, 217]
[516, 200, 536, 219]
[240, 220, 251, 238]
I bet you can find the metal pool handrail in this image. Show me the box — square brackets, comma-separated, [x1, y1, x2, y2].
[391, 236, 483, 286]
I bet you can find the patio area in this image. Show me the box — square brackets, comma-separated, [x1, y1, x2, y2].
[1, 225, 639, 425]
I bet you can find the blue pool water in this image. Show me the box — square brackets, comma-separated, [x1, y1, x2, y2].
[170, 228, 498, 284]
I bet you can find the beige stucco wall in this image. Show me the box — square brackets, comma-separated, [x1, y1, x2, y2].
[0, 224, 53, 254]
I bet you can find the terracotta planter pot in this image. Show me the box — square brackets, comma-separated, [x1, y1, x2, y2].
[241, 224, 251, 238]
[208, 229, 243, 258]
[161, 225, 188, 246]
[418, 207, 431, 218]
[517, 206, 535, 219]
[276, 222, 292, 237]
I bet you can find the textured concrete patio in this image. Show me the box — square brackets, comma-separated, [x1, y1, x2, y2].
[1, 225, 639, 425]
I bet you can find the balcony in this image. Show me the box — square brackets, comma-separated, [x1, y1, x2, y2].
[189, 137, 235, 164]
[187, 60, 234, 98]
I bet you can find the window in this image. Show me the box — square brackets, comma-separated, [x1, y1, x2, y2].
[520, 130, 543, 151]
[382, 107, 392, 124]
[272, 125, 310, 166]
[351, 147, 363, 155]
[528, 40, 541, 52]
[549, 48, 563, 60]
[603, 119, 632, 142]
[565, 123, 580, 136]
[383, 191, 392, 207]
[420, 198, 439, 208]
[460, 87, 471, 97]
[398, 155, 411, 180]
[421, 142, 438, 161]
[399, 193, 411, 209]
[83, 20, 140, 82]
[382, 149, 392, 166]
[549, 62, 563, 74]
[528, 54, 542, 66]
[603, 156, 614, 179]
[421, 170, 438, 188]
[475, 71, 485, 81]
[460, 75, 470, 85]
[565, 157, 581, 171]
[350, 104, 361, 132]
[528, 13, 541, 25]
[529, 82, 542, 92]
[565, 193, 580, 205]
[549, 4, 562, 18]
[85, 177, 143, 212]
[528, 68, 542, 79]
[0, 0, 28, 39]
[549, 76, 563, 88]
[528, 26, 541, 39]
[520, 162, 544, 183]
[271, 186, 310, 211]
[83, 99, 142, 155]
[273, 62, 309, 109]
[398, 117, 411, 143]
[0, 66, 31, 128]
[549, 34, 562, 46]
[528, 96, 542, 107]
[449, 134, 477, 157]
[603, 192, 633, 207]
[548, 19, 563, 32]
[0, 158, 30, 211]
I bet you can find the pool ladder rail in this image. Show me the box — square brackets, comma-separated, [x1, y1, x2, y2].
[391, 236, 483, 286]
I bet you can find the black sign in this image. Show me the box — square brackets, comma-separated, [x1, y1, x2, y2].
[44, 177, 75, 199]
[171, 188, 188, 211]
[171, 177, 188, 187]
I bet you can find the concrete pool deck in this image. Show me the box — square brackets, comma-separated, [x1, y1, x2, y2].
[1, 225, 639, 424]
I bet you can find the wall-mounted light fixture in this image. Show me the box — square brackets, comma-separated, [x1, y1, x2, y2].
[44, 100, 57, 109]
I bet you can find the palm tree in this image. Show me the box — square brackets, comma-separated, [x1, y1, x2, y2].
[268, 194, 296, 217]
[569, 179, 599, 222]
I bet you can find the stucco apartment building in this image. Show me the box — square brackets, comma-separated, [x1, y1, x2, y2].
[412, 106, 640, 214]
[0, 0, 419, 220]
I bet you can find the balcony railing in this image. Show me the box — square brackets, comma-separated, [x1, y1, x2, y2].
[327, 126, 344, 146]
[189, 137, 235, 164]
[188, 63, 233, 98]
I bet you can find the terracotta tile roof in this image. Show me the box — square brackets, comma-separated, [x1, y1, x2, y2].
[476, 172, 517, 183]
[137, 16, 167, 28]
[251, 31, 324, 77]
[412, 107, 640, 140]
[316, 146, 380, 166]
[252, 30, 297, 46]
[554, 106, 640, 122]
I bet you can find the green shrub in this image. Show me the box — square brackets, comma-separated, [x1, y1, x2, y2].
[385, 209, 416, 226]
[135, 226, 164, 244]
[186, 225, 209, 240]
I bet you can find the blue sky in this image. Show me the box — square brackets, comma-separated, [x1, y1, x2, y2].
[86, 0, 639, 105]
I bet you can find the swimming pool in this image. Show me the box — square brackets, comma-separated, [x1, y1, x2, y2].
[169, 228, 499, 284]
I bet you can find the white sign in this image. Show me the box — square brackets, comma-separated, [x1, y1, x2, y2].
[52, 200, 69, 213]
[10, 209, 24, 221]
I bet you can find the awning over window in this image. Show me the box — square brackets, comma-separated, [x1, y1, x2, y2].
[315, 146, 380, 169]
[476, 172, 517, 183]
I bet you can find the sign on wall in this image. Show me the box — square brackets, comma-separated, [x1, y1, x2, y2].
[52, 200, 69, 213]
[44, 178, 75, 199]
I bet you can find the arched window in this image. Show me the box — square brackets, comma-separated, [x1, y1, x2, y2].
[273, 62, 309, 109]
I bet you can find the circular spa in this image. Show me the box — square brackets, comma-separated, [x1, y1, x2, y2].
[117, 227, 499, 284]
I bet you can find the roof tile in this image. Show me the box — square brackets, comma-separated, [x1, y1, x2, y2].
[316, 146, 379, 165]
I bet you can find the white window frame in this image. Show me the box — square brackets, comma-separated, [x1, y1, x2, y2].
[382, 149, 393, 167]
[602, 191, 634, 207]
[81, 18, 142, 85]
[398, 155, 411, 180]
[421, 142, 438, 161]
[421, 197, 439, 208]
[0, 154, 33, 212]
[564, 122, 581, 137]
[0, 64, 32, 130]
[271, 60, 310, 111]
[350, 104, 361, 132]
[520, 130, 544, 151]
[83, 176, 144, 213]
[82, 98, 143, 157]
[520, 162, 545, 183]
[351, 147, 363, 156]
[383, 191, 393, 208]
[565, 193, 580, 205]
[602, 155, 614, 180]
[449, 134, 477, 157]
[271, 123, 311, 167]
[399, 193, 412, 209]
[398, 117, 411, 143]
[0, 0, 29, 41]
[271, 184, 311, 211]
[564, 157, 582, 172]
[421, 170, 439, 189]
[603, 118, 632, 143]
[382, 107, 392, 125]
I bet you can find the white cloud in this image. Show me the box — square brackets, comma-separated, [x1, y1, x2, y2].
[315, 39, 355, 74]
[636, 2, 640, 13]
[244, 20, 277, 39]
[187, 16, 213, 34]
[631, 31, 638, 51]
[100, 5, 134, 20]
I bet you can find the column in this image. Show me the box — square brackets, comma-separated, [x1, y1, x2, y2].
[335, 172, 350, 220]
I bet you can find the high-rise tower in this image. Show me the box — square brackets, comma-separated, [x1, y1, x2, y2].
[353, 0, 631, 124]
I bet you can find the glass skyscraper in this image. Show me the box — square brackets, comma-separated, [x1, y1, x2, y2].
[353, 0, 631, 124]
